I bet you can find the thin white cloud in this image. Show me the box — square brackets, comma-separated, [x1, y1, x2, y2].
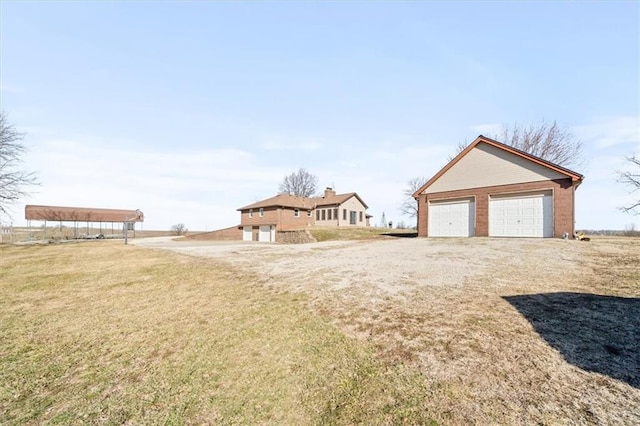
[573, 116, 640, 150]
[15, 138, 287, 230]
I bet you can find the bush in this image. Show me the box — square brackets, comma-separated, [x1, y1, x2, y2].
[170, 223, 187, 236]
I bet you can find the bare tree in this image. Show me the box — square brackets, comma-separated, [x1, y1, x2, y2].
[0, 112, 38, 215]
[171, 223, 187, 236]
[447, 141, 470, 161]
[618, 154, 640, 214]
[451, 121, 583, 168]
[400, 176, 428, 218]
[278, 168, 318, 197]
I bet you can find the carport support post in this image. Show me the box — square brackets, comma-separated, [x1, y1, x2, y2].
[124, 221, 128, 245]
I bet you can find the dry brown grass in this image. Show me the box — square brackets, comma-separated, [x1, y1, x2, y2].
[304, 237, 640, 425]
[309, 227, 415, 242]
[3, 237, 639, 425]
[0, 241, 438, 424]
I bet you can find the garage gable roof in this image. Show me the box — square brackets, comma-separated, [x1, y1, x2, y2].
[413, 135, 584, 198]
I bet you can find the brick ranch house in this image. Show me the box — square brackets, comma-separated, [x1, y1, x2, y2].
[237, 188, 370, 242]
[413, 135, 584, 238]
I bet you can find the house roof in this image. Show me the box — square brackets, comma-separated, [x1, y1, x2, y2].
[413, 135, 584, 198]
[25, 205, 144, 222]
[237, 194, 314, 211]
[311, 192, 369, 209]
[237, 192, 369, 211]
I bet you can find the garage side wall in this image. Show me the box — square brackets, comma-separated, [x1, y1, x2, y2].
[417, 178, 575, 238]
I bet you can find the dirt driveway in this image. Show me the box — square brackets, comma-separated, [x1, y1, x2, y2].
[133, 236, 593, 301]
[132, 236, 640, 424]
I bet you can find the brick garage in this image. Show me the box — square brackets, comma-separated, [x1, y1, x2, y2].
[414, 136, 583, 238]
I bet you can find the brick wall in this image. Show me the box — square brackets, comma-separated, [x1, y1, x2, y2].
[417, 178, 576, 238]
[240, 207, 313, 230]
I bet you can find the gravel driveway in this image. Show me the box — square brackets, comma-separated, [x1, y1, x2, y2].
[131, 235, 640, 424]
[132, 236, 588, 300]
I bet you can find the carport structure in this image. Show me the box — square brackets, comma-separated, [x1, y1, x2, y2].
[25, 205, 144, 240]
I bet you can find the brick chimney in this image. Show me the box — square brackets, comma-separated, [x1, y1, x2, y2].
[324, 187, 336, 198]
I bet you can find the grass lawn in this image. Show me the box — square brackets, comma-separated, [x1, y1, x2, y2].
[2, 237, 639, 424]
[309, 227, 415, 242]
[0, 241, 435, 424]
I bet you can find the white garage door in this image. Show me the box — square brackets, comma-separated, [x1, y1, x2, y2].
[489, 191, 553, 237]
[428, 198, 475, 237]
[259, 225, 273, 242]
[243, 226, 253, 241]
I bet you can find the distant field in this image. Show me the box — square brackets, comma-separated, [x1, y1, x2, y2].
[1, 236, 638, 424]
[2, 227, 180, 243]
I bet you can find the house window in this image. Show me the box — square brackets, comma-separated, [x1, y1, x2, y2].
[294, 209, 300, 217]
[307, 210, 312, 217]
[249, 209, 253, 218]
[328, 209, 332, 220]
[334, 208, 338, 219]
[359, 211, 363, 222]
[322, 209, 326, 220]
[316, 210, 320, 220]
[343, 209, 347, 220]
[259, 208, 264, 217]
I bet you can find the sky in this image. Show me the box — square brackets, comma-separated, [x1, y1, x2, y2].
[1, 1, 639, 231]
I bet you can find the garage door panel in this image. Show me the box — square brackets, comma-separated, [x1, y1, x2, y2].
[429, 198, 475, 237]
[259, 225, 272, 242]
[489, 192, 553, 237]
[243, 226, 253, 241]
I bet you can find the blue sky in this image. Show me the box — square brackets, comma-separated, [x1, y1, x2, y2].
[1, 1, 638, 231]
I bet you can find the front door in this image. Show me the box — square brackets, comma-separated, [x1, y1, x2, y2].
[350, 211, 357, 225]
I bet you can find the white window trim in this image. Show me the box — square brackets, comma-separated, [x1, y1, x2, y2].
[248, 209, 253, 218]
[259, 208, 264, 217]
[294, 208, 300, 217]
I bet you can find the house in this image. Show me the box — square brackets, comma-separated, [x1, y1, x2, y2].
[237, 188, 370, 242]
[412, 135, 584, 238]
